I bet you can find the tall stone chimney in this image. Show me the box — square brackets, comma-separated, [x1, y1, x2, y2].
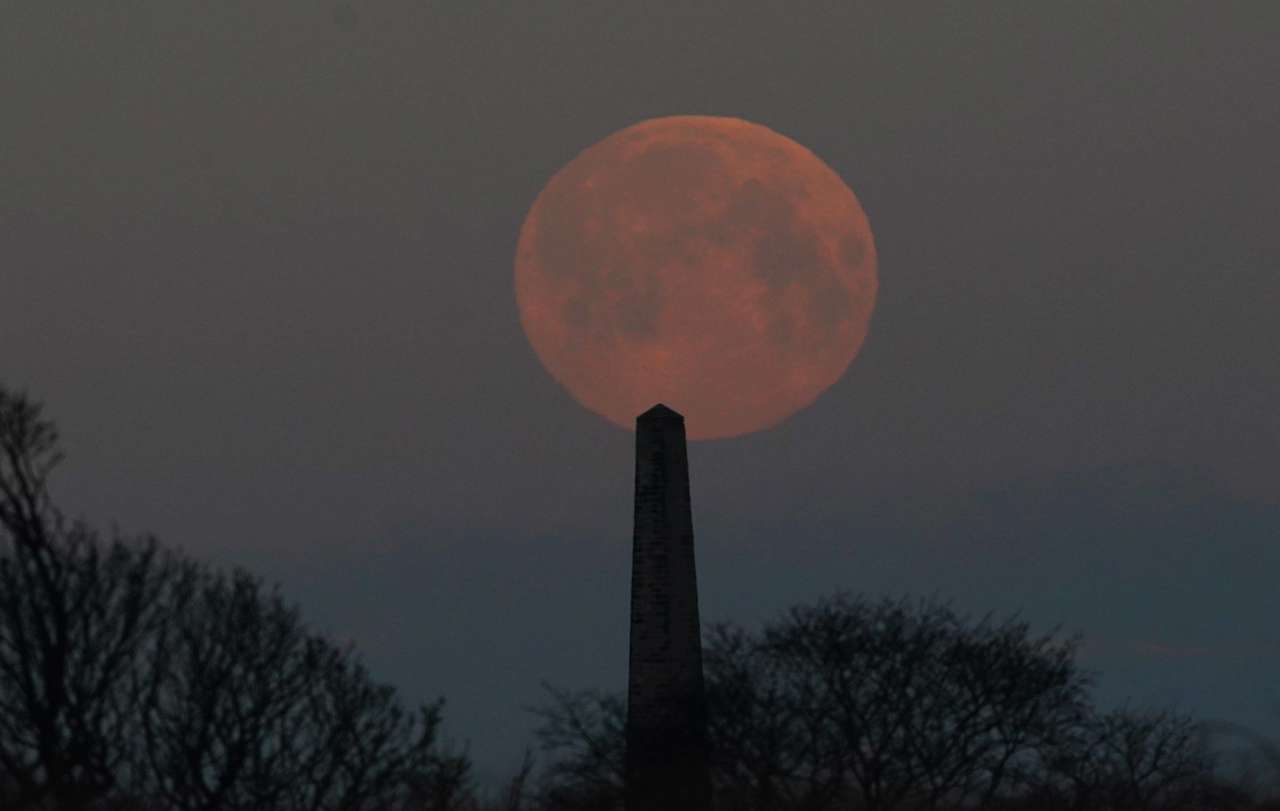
[626, 404, 711, 811]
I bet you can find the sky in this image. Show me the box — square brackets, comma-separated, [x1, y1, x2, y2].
[2, 2, 1279, 786]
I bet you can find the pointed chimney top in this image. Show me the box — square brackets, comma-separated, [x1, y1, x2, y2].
[637, 403, 684, 423]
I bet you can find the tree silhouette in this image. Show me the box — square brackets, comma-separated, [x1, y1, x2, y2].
[1199, 718, 1280, 806]
[759, 594, 1090, 810]
[533, 594, 1280, 811]
[535, 595, 1096, 811]
[529, 685, 625, 811]
[1033, 705, 1223, 811]
[0, 386, 175, 809]
[0, 385, 467, 810]
[702, 621, 843, 811]
[131, 562, 467, 811]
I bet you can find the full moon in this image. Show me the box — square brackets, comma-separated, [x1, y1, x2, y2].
[515, 116, 878, 440]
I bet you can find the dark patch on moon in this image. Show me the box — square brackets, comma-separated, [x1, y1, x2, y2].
[613, 272, 662, 341]
[727, 178, 831, 291]
[562, 295, 591, 329]
[559, 262, 663, 348]
[726, 178, 795, 230]
[750, 222, 828, 290]
[766, 309, 795, 350]
[618, 141, 731, 225]
[840, 232, 867, 269]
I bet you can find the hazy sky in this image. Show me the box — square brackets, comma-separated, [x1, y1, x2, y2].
[3, 2, 1278, 784]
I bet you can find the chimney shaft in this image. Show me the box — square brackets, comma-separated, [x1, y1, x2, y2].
[625, 404, 711, 811]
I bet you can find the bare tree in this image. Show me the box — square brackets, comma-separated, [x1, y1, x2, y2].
[1035, 705, 1222, 811]
[0, 384, 469, 810]
[529, 684, 626, 811]
[1199, 718, 1280, 807]
[533, 593, 1089, 811]
[761, 593, 1089, 811]
[132, 562, 461, 811]
[703, 622, 843, 811]
[0, 386, 176, 810]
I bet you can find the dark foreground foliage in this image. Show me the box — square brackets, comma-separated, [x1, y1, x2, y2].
[0, 385, 469, 810]
[531, 599, 1280, 811]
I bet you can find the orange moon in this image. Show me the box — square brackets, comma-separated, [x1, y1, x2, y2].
[514, 116, 877, 440]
